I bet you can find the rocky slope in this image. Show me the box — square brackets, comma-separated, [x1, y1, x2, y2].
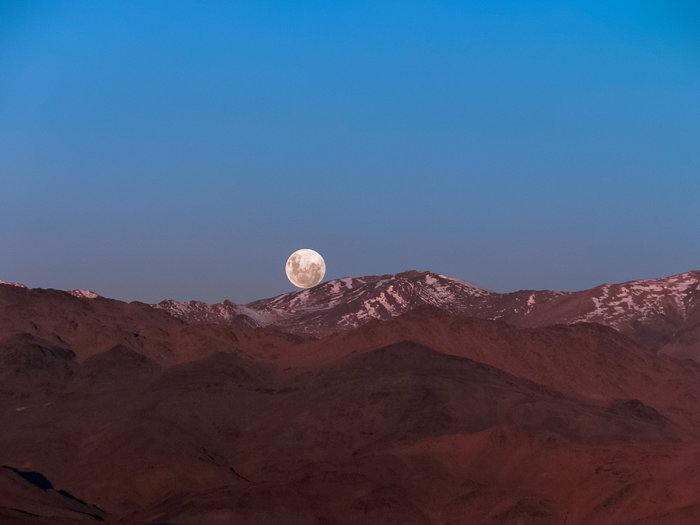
[1, 319, 699, 523]
[155, 269, 700, 360]
[3, 275, 700, 523]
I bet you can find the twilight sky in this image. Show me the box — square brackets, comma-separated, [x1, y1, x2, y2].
[1, 1, 698, 303]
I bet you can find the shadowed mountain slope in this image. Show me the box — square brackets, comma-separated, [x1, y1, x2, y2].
[3, 277, 700, 523]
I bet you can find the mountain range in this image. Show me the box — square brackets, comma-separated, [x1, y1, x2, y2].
[1, 270, 700, 524]
[154, 270, 700, 360]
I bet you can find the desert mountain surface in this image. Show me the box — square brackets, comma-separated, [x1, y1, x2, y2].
[1, 271, 700, 523]
[157, 270, 700, 361]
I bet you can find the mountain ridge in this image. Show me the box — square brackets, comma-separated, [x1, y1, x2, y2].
[3, 270, 700, 522]
[4, 269, 700, 360]
[153, 269, 700, 360]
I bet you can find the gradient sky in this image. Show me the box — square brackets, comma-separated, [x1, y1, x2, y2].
[1, 1, 698, 303]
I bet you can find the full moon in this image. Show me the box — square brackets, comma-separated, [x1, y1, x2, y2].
[286, 248, 326, 289]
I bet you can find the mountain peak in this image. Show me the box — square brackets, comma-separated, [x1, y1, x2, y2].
[241, 270, 492, 335]
[149, 268, 700, 360]
[0, 280, 27, 289]
[567, 270, 700, 328]
[69, 289, 100, 299]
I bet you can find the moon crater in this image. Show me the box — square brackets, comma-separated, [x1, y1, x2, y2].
[286, 249, 326, 289]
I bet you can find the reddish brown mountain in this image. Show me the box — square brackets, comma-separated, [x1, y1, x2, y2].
[2, 276, 700, 523]
[156, 269, 700, 360]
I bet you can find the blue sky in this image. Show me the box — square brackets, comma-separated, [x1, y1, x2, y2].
[1, 1, 698, 302]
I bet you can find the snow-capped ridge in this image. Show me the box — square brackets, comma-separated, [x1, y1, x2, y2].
[105, 268, 700, 359]
[242, 270, 493, 334]
[0, 280, 27, 288]
[153, 298, 276, 326]
[70, 289, 100, 299]
[571, 271, 700, 327]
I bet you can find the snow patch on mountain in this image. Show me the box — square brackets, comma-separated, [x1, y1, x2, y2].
[573, 272, 700, 327]
[0, 280, 27, 288]
[437, 274, 491, 295]
[149, 269, 700, 344]
[70, 289, 100, 299]
[153, 299, 277, 326]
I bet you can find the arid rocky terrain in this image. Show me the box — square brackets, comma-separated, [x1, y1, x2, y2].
[1, 271, 700, 524]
